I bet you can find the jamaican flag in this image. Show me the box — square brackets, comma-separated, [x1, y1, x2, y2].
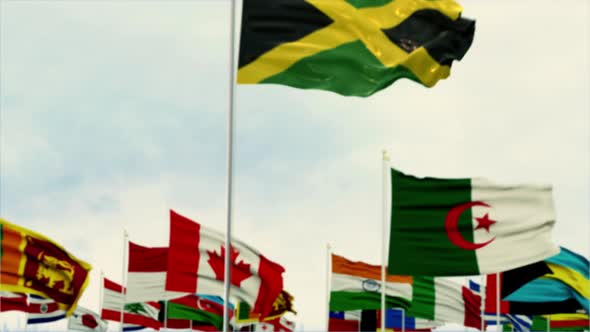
[238, 0, 475, 97]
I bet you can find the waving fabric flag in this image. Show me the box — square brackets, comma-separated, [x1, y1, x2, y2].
[0, 291, 27, 312]
[100, 278, 162, 330]
[485, 273, 583, 315]
[0, 218, 91, 315]
[468, 280, 532, 332]
[408, 276, 484, 330]
[543, 247, 590, 311]
[165, 210, 285, 318]
[485, 248, 589, 314]
[68, 306, 108, 332]
[238, 0, 475, 96]
[159, 295, 225, 330]
[26, 294, 66, 324]
[387, 168, 559, 276]
[530, 314, 590, 331]
[330, 254, 412, 311]
[126, 242, 185, 303]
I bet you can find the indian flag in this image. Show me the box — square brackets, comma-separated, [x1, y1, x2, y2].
[330, 254, 412, 311]
[388, 167, 559, 276]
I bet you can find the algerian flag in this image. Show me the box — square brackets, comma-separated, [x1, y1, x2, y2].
[330, 254, 412, 311]
[165, 210, 285, 318]
[388, 167, 559, 276]
[408, 276, 483, 330]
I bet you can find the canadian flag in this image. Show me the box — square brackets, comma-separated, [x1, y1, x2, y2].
[165, 210, 285, 318]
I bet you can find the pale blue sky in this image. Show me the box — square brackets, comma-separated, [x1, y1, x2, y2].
[1, 0, 588, 331]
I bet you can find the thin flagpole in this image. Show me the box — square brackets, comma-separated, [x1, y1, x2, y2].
[496, 273, 500, 332]
[99, 270, 104, 315]
[481, 275, 485, 331]
[401, 308, 405, 332]
[223, 0, 238, 331]
[24, 295, 28, 332]
[546, 316, 550, 332]
[120, 230, 128, 332]
[164, 300, 168, 331]
[326, 243, 332, 332]
[381, 150, 390, 332]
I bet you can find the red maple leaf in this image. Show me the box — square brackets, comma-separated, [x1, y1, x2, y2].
[207, 246, 252, 287]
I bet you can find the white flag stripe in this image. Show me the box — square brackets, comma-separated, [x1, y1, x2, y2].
[471, 179, 559, 274]
[433, 278, 466, 325]
[0, 291, 25, 298]
[331, 272, 412, 300]
[102, 288, 124, 311]
[126, 271, 184, 303]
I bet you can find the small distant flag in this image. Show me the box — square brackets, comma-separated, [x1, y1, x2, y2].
[330, 254, 412, 311]
[468, 280, 532, 332]
[0, 218, 92, 315]
[238, 0, 475, 96]
[68, 306, 108, 332]
[240, 316, 295, 332]
[0, 291, 27, 313]
[26, 294, 66, 325]
[377, 308, 441, 330]
[100, 277, 162, 330]
[408, 276, 484, 330]
[159, 295, 225, 330]
[530, 314, 590, 332]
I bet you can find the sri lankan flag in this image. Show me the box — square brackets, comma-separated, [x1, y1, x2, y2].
[0, 217, 91, 316]
[238, 0, 475, 97]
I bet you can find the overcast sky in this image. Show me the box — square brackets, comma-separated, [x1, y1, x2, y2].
[0, 0, 588, 331]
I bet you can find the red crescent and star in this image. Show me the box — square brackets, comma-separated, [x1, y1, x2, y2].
[445, 201, 496, 250]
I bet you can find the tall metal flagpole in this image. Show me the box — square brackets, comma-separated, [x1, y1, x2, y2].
[381, 150, 390, 332]
[120, 230, 128, 332]
[223, 0, 238, 331]
[99, 270, 104, 315]
[401, 308, 405, 332]
[496, 273, 500, 331]
[481, 275, 486, 332]
[326, 243, 332, 332]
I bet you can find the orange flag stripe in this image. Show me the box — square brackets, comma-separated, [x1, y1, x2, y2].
[0, 225, 26, 285]
[331, 254, 413, 283]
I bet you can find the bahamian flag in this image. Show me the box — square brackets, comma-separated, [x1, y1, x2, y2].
[504, 247, 589, 312]
[238, 0, 475, 96]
